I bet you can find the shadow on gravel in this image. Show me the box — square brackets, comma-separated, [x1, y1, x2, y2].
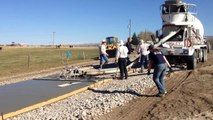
[88, 88, 157, 97]
[88, 88, 142, 96]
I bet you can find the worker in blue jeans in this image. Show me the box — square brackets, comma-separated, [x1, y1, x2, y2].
[99, 40, 109, 69]
[138, 40, 149, 72]
[147, 45, 171, 97]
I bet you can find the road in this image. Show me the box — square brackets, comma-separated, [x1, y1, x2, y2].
[96, 51, 213, 120]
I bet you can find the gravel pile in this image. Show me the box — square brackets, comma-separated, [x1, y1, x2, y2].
[7, 74, 155, 120]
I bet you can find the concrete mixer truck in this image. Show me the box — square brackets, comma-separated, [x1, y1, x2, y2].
[152, 0, 210, 70]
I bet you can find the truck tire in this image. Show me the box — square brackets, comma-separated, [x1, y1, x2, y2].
[201, 49, 208, 62]
[207, 42, 212, 53]
[187, 53, 197, 70]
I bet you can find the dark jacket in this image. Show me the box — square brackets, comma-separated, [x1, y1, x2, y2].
[126, 42, 133, 54]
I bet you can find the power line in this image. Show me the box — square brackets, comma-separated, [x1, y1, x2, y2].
[53, 32, 55, 45]
[128, 19, 132, 38]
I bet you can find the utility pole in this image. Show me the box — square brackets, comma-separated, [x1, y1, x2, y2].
[128, 19, 132, 38]
[53, 32, 55, 45]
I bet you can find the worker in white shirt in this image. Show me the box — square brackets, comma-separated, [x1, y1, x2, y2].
[115, 40, 129, 80]
[138, 40, 150, 72]
[99, 40, 109, 69]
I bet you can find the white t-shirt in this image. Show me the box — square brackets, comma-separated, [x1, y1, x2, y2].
[99, 44, 107, 55]
[138, 43, 150, 55]
[116, 45, 129, 60]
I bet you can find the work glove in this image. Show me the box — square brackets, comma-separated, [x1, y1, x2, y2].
[147, 70, 151, 75]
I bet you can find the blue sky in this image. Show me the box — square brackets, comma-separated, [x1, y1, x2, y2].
[0, 0, 212, 45]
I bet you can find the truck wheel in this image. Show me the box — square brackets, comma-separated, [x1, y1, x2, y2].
[201, 49, 208, 62]
[187, 53, 197, 70]
[207, 42, 212, 53]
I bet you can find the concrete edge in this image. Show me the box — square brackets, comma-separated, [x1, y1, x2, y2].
[0, 78, 113, 120]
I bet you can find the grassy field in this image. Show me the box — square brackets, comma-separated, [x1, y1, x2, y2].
[0, 47, 99, 77]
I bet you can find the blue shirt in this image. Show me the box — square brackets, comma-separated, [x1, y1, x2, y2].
[66, 51, 71, 58]
[149, 50, 166, 65]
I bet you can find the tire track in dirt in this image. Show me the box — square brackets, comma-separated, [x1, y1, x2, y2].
[96, 51, 213, 120]
[137, 71, 192, 120]
[96, 71, 192, 120]
[140, 52, 213, 120]
[140, 71, 193, 120]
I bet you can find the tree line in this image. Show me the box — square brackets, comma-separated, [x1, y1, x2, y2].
[131, 31, 154, 46]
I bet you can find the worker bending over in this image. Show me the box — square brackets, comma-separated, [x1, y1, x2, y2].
[147, 45, 171, 97]
[115, 40, 129, 80]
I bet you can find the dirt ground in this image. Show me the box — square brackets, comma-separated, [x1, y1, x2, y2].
[96, 51, 213, 120]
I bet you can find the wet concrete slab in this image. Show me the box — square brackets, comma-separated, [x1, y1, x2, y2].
[0, 56, 142, 115]
[0, 76, 95, 114]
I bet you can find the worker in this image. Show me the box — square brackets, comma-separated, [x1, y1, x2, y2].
[66, 50, 71, 66]
[115, 40, 129, 80]
[138, 40, 150, 73]
[147, 45, 171, 97]
[126, 37, 134, 54]
[99, 40, 109, 69]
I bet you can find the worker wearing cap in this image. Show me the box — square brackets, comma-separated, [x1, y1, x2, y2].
[147, 45, 171, 97]
[115, 40, 129, 80]
[99, 40, 109, 69]
[138, 40, 150, 73]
